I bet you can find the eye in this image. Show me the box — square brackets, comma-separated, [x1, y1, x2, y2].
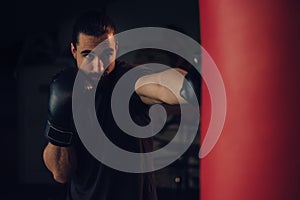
[106, 52, 113, 57]
[103, 50, 114, 58]
[84, 53, 95, 61]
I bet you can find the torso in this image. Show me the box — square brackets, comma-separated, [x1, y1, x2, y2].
[67, 61, 157, 200]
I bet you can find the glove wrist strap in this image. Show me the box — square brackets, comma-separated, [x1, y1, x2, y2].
[45, 121, 73, 147]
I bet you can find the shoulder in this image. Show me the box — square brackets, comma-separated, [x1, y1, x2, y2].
[114, 60, 134, 73]
[114, 60, 154, 77]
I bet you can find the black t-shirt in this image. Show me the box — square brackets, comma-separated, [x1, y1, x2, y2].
[67, 61, 157, 200]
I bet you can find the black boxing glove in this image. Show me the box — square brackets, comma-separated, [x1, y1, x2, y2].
[180, 66, 200, 105]
[44, 67, 78, 147]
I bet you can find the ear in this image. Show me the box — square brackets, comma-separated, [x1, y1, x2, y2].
[70, 43, 77, 59]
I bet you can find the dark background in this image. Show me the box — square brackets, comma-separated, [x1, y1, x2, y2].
[1, 0, 200, 199]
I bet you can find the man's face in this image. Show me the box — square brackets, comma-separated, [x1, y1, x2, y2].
[71, 33, 118, 82]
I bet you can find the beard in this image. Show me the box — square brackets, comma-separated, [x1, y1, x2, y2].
[79, 70, 111, 91]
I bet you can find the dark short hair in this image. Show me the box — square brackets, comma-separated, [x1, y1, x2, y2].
[71, 10, 116, 49]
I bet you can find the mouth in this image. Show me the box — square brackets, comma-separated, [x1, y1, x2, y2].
[83, 75, 101, 91]
[91, 76, 101, 82]
[88, 73, 102, 82]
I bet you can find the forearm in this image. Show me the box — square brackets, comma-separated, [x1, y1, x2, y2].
[135, 68, 187, 105]
[43, 142, 77, 183]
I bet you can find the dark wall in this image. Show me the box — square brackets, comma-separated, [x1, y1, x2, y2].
[1, 0, 200, 199]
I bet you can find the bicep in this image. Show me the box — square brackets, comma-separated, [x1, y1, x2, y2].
[135, 81, 163, 105]
[135, 68, 187, 105]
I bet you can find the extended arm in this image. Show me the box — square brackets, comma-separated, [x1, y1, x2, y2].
[135, 68, 187, 105]
[135, 67, 199, 105]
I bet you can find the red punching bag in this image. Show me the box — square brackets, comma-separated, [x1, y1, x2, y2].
[199, 1, 300, 200]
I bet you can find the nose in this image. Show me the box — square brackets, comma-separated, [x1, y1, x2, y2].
[91, 57, 105, 74]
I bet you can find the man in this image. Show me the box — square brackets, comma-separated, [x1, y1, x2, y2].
[43, 10, 198, 200]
